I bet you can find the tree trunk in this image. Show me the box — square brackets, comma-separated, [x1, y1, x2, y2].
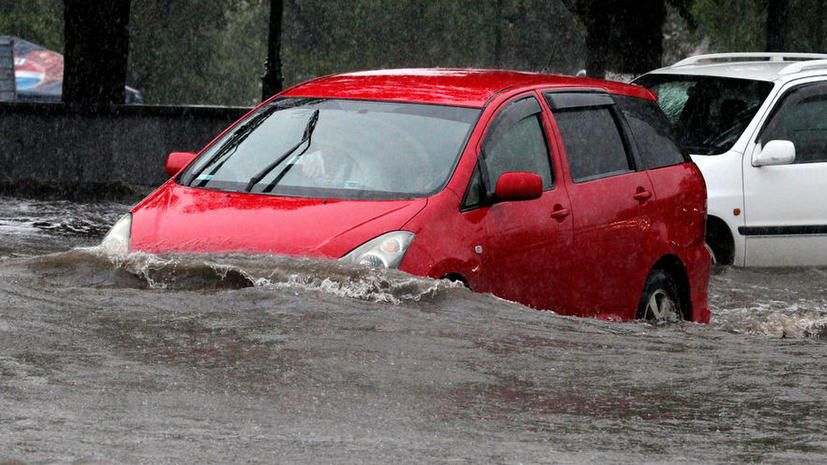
[261, 0, 284, 101]
[584, 8, 609, 78]
[813, 0, 824, 51]
[766, 0, 790, 52]
[566, 0, 666, 78]
[63, 0, 131, 105]
[624, 0, 666, 74]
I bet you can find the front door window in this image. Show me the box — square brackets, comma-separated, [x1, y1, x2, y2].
[760, 82, 827, 164]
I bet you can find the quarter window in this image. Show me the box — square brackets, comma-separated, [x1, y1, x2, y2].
[553, 107, 632, 182]
[615, 95, 687, 169]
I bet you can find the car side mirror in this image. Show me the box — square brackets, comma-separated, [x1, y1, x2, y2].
[494, 172, 543, 202]
[165, 151, 197, 176]
[753, 140, 795, 167]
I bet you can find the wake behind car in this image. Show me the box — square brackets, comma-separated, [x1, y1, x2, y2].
[635, 53, 827, 267]
[103, 69, 710, 323]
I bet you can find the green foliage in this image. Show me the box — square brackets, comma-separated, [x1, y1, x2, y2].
[0, 0, 63, 51]
[685, 0, 827, 55]
[787, 0, 827, 51]
[128, 0, 267, 105]
[283, 0, 583, 85]
[127, 0, 585, 105]
[6, 0, 827, 105]
[689, 0, 766, 52]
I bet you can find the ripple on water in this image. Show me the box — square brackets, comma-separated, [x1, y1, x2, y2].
[1, 199, 826, 463]
[7, 243, 827, 339]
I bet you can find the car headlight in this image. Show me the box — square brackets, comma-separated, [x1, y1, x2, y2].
[339, 231, 415, 269]
[101, 213, 132, 254]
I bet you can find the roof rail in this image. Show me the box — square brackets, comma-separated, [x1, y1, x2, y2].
[779, 59, 827, 75]
[671, 52, 827, 67]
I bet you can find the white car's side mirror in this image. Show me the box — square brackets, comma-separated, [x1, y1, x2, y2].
[753, 140, 796, 167]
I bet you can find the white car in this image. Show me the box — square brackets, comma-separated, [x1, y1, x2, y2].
[635, 53, 827, 267]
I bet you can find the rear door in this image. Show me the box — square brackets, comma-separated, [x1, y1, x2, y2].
[544, 91, 657, 318]
[743, 79, 827, 266]
[464, 93, 574, 312]
[614, 94, 705, 251]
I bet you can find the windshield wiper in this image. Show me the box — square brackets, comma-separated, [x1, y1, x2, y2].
[184, 106, 278, 187]
[245, 109, 320, 192]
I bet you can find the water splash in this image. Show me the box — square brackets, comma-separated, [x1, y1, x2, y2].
[709, 267, 827, 339]
[18, 247, 461, 305]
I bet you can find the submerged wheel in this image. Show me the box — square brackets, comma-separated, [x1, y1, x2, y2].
[705, 242, 717, 265]
[705, 217, 734, 266]
[637, 269, 683, 322]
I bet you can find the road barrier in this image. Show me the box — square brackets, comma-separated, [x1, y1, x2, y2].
[0, 102, 249, 199]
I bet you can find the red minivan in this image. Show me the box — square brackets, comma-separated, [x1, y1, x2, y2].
[103, 69, 711, 323]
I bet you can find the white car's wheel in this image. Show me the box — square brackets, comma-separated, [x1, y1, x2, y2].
[705, 242, 717, 265]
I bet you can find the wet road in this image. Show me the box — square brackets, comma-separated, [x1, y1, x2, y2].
[1, 197, 825, 464]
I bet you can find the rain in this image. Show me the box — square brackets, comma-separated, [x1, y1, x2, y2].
[1, 1, 826, 463]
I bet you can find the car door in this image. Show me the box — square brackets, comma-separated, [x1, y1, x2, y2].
[743, 79, 827, 266]
[544, 91, 658, 318]
[463, 93, 574, 312]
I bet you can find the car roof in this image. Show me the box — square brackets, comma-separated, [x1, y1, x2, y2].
[641, 53, 827, 82]
[280, 68, 654, 108]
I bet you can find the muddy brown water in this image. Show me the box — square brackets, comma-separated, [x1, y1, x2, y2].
[1, 197, 825, 464]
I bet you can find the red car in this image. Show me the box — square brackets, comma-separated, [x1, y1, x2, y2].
[103, 69, 710, 323]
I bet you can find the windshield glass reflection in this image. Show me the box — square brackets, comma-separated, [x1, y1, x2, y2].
[181, 98, 480, 200]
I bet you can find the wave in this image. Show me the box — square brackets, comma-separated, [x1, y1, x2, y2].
[713, 303, 827, 339]
[11, 247, 462, 305]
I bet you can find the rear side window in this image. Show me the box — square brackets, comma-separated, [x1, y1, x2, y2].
[552, 107, 632, 182]
[615, 95, 687, 169]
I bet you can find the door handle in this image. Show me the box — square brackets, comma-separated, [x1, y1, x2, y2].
[633, 188, 652, 201]
[551, 205, 570, 219]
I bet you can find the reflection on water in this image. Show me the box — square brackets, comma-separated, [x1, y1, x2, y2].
[0, 197, 825, 464]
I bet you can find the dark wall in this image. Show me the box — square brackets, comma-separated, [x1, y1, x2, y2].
[0, 102, 249, 199]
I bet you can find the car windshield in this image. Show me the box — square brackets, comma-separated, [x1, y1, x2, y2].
[634, 74, 773, 155]
[180, 98, 480, 200]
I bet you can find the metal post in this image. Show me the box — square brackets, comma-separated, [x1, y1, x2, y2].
[262, 0, 284, 101]
[0, 38, 16, 102]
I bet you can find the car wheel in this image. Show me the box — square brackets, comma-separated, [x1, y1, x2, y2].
[637, 269, 682, 322]
[705, 217, 734, 266]
[704, 242, 727, 275]
[704, 242, 717, 265]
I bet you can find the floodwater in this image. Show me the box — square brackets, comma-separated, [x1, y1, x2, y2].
[1, 197, 825, 464]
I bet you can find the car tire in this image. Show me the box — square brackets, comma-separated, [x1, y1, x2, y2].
[704, 242, 716, 265]
[705, 242, 728, 275]
[705, 217, 734, 266]
[636, 269, 683, 322]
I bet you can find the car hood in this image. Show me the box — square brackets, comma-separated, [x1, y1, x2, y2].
[129, 183, 427, 258]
